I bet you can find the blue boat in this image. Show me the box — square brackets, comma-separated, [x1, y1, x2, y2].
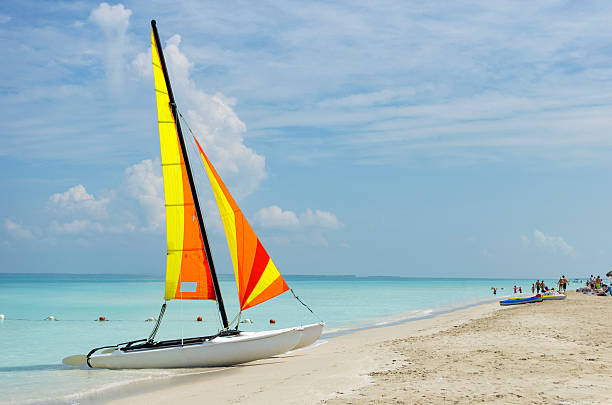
[499, 295, 543, 306]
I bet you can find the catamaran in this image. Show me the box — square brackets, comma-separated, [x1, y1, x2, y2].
[63, 20, 323, 369]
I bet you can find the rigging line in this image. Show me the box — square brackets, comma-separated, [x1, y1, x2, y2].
[290, 289, 324, 322]
[222, 311, 242, 331]
[147, 302, 167, 343]
[177, 109, 196, 137]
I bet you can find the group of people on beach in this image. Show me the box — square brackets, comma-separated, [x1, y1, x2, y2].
[575, 274, 612, 296]
[491, 274, 611, 297]
[491, 277, 570, 296]
[587, 274, 603, 290]
[530, 277, 567, 294]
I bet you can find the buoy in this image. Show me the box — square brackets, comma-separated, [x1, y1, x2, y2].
[145, 317, 156, 322]
[46, 316, 56, 321]
[269, 319, 276, 324]
[0, 314, 4, 320]
[196, 316, 203, 322]
[98, 316, 106, 322]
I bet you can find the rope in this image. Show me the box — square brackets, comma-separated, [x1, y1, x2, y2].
[177, 109, 196, 137]
[290, 289, 323, 322]
[148, 302, 167, 342]
[222, 311, 242, 331]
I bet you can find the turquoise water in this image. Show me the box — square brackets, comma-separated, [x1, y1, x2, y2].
[0, 274, 560, 404]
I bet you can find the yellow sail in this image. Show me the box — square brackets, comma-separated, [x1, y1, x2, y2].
[151, 29, 215, 301]
[193, 137, 289, 310]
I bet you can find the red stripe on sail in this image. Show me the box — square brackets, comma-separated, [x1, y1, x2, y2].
[242, 276, 289, 311]
[241, 240, 270, 306]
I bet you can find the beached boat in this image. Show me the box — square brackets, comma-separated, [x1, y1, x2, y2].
[541, 293, 566, 300]
[499, 296, 543, 306]
[63, 20, 323, 369]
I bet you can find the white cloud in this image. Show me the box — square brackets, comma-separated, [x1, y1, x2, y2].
[254, 205, 342, 230]
[51, 219, 104, 234]
[299, 208, 343, 229]
[131, 48, 152, 78]
[4, 219, 34, 239]
[254, 205, 299, 228]
[521, 229, 575, 257]
[133, 34, 266, 196]
[88, 3, 130, 34]
[318, 88, 416, 108]
[89, 2, 132, 93]
[43, 161, 160, 236]
[49, 184, 109, 218]
[124, 159, 164, 231]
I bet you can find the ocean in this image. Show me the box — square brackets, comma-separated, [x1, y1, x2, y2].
[0, 273, 563, 404]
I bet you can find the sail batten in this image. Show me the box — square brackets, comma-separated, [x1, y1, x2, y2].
[192, 136, 289, 311]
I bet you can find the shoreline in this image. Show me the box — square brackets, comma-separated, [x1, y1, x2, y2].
[88, 298, 503, 405]
[55, 290, 611, 405]
[42, 295, 505, 405]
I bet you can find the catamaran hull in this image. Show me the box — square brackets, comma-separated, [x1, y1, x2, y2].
[89, 327, 303, 369]
[292, 322, 324, 350]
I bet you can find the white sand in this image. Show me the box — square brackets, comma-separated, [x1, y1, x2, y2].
[104, 292, 612, 404]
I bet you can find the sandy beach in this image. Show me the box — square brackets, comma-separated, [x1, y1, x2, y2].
[104, 292, 611, 405]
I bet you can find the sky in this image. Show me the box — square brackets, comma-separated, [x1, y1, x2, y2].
[2, 1, 612, 278]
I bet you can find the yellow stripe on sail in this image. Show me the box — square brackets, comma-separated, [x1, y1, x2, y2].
[201, 158, 239, 280]
[152, 30, 185, 300]
[243, 259, 282, 308]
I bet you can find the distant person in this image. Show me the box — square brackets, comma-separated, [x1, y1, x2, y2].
[532, 284, 535, 294]
[493, 288, 497, 295]
[519, 287, 522, 294]
[513, 285, 517, 293]
[560, 275, 568, 292]
[536, 280, 541, 294]
[596, 276, 602, 289]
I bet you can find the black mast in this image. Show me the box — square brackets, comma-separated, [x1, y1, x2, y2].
[151, 20, 229, 329]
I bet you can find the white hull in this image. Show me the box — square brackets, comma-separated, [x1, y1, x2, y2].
[292, 322, 324, 349]
[89, 327, 303, 369]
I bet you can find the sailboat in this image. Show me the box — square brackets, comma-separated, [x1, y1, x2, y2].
[63, 20, 323, 369]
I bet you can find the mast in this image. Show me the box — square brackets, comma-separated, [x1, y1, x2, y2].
[151, 20, 229, 329]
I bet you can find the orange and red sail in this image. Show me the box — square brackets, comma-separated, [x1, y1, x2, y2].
[151, 29, 215, 301]
[152, 26, 287, 310]
[193, 137, 289, 311]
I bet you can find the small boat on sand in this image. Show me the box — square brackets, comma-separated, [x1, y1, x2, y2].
[499, 296, 543, 306]
[63, 20, 323, 369]
[541, 293, 566, 300]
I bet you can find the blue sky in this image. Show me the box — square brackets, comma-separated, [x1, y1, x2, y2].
[2, 1, 612, 278]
